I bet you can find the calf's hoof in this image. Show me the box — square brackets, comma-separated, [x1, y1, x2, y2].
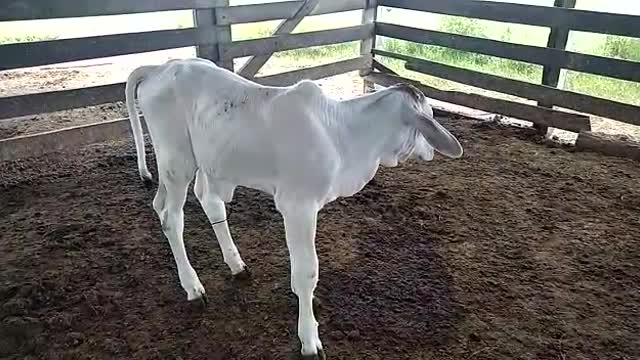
[189, 294, 208, 310]
[301, 349, 326, 360]
[232, 267, 252, 282]
[140, 172, 155, 188]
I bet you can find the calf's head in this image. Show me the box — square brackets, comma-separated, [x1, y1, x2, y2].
[375, 83, 463, 167]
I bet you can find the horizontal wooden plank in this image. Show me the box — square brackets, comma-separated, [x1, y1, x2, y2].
[373, 49, 640, 126]
[372, 58, 398, 75]
[217, 0, 365, 25]
[0, 118, 135, 161]
[0, 57, 370, 161]
[237, 0, 320, 78]
[0, 27, 218, 71]
[0, 83, 125, 120]
[0, 57, 370, 120]
[255, 56, 372, 86]
[224, 24, 372, 59]
[376, 22, 640, 83]
[364, 72, 591, 133]
[576, 131, 640, 161]
[0, 0, 225, 21]
[380, 0, 640, 39]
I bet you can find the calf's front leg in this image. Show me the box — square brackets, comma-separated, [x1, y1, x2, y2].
[279, 201, 325, 360]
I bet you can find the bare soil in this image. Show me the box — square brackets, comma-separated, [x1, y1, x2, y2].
[1, 116, 639, 360]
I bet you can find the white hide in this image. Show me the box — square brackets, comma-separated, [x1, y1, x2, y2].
[125, 58, 462, 358]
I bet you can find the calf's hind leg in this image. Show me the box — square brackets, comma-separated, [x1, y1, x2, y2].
[154, 165, 206, 302]
[194, 169, 248, 277]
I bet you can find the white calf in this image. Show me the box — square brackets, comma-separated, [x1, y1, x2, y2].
[125, 58, 462, 359]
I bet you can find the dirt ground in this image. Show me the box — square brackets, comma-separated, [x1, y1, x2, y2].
[1, 114, 639, 359]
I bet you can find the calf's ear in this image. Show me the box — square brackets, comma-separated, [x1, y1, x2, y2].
[414, 113, 463, 159]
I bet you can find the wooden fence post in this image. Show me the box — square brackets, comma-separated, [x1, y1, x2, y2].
[541, 0, 577, 102]
[194, 0, 233, 71]
[537, 0, 577, 134]
[237, 0, 319, 78]
[360, 0, 378, 93]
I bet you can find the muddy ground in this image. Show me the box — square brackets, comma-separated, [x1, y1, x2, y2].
[1, 116, 639, 360]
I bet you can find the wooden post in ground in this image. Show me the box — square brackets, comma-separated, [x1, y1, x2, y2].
[537, 0, 578, 135]
[194, 0, 233, 71]
[360, 0, 378, 93]
[237, 0, 319, 78]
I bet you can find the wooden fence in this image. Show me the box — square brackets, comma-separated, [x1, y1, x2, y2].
[366, 0, 640, 136]
[2, 0, 640, 161]
[0, 0, 373, 160]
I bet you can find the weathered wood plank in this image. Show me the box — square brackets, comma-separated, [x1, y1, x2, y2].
[376, 22, 640, 83]
[238, 0, 320, 78]
[224, 24, 372, 59]
[0, 57, 370, 161]
[576, 131, 640, 161]
[372, 49, 640, 127]
[214, 1, 234, 71]
[194, 10, 220, 63]
[379, 0, 640, 38]
[372, 59, 398, 75]
[540, 0, 576, 109]
[194, 3, 232, 69]
[0, 84, 125, 120]
[217, 0, 366, 25]
[0, 118, 136, 161]
[364, 72, 591, 133]
[255, 56, 372, 86]
[0, 57, 369, 120]
[359, 0, 378, 92]
[0, 0, 226, 21]
[0, 27, 217, 71]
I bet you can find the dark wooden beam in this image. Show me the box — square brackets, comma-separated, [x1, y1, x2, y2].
[372, 51, 639, 127]
[224, 24, 372, 59]
[376, 22, 640, 83]
[379, 0, 640, 38]
[365, 72, 591, 133]
[542, 0, 577, 92]
[0, 27, 217, 71]
[0, 0, 226, 21]
[0, 83, 125, 121]
[0, 57, 370, 121]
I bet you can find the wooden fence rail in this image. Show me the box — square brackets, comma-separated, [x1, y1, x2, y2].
[373, 49, 640, 127]
[0, 1, 371, 123]
[217, 0, 365, 25]
[374, 0, 640, 130]
[0, 56, 372, 161]
[378, 0, 640, 38]
[376, 22, 640, 83]
[365, 72, 591, 133]
[0, 0, 227, 21]
[1, 27, 218, 71]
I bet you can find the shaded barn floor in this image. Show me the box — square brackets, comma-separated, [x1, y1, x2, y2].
[1, 117, 639, 360]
